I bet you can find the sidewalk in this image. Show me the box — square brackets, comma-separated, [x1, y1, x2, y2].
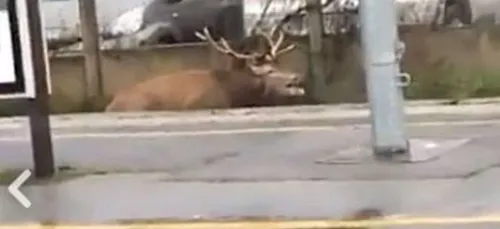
[2, 98, 500, 135]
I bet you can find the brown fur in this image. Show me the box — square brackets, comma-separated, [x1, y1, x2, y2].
[106, 47, 303, 112]
[107, 70, 239, 111]
[105, 65, 300, 112]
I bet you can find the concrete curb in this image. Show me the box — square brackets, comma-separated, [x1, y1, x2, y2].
[1, 98, 500, 132]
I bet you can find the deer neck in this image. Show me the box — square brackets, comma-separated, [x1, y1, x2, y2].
[212, 69, 266, 107]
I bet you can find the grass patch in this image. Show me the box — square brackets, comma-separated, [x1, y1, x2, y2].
[404, 59, 500, 102]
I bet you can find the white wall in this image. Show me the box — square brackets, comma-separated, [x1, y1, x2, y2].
[41, 0, 151, 38]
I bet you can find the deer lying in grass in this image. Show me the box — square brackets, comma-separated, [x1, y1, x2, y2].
[105, 25, 304, 112]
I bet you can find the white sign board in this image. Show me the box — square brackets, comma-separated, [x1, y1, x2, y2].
[0, 0, 51, 99]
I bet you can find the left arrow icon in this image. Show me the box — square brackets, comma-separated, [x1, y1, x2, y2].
[8, 169, 31, 208]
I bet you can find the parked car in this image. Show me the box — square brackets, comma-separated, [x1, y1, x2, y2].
[106, 0, 245, 46]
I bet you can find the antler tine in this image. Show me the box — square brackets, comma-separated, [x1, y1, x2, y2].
[198, 27, 232, 55]
[219, 37, 259, 59]
[269, 24, 280, 40]
[261, 25, 280, 56]
[270, 30, 285, 56]
[194, 32, 206, 40]
[251, 25, 279, 59]
[263, 24, 295, 58]
[275, 43, 296, 57]
[198, 27, 257, 59]
[274, 29, 297, 58]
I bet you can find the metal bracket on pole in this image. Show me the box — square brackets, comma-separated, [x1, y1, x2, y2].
[395, 39, 412, 87]
[397, 72, 411, 87]
[395, 39, 412, 88]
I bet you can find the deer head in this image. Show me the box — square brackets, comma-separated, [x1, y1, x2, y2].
[195, 26, 305, 97]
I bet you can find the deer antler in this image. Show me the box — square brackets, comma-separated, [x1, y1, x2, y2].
[254, 24, 296, 60]
[195, 27, 259, 59]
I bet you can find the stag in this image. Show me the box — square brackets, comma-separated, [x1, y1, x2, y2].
[105, 26, 304, 112]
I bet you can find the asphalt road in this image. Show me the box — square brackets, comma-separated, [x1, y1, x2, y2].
[1, 102, 500, 227]
[1, 120, 500, 178]
[0, 121, 499, 225]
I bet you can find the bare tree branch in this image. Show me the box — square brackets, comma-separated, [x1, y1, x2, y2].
[249, 0, 275, 34]
[250, 0, 340, 36]
[278, 0, 337, 27]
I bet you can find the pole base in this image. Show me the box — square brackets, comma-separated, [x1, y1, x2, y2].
[316, 138, 471, 164]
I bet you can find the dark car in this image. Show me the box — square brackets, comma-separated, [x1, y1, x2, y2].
[135, 0, 244, 45]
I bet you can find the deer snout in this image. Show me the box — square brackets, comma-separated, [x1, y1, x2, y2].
[284, 74, 306, 96]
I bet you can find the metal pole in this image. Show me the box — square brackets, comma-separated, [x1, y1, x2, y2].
[26, 0, 55, 178]
[358, 0, 408, 157]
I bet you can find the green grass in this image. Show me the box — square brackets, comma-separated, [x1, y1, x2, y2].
[404, 60, 500, 102]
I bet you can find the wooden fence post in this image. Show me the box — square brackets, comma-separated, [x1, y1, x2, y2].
[78, 0, 104, 110]
[306, 0, 327, 102]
